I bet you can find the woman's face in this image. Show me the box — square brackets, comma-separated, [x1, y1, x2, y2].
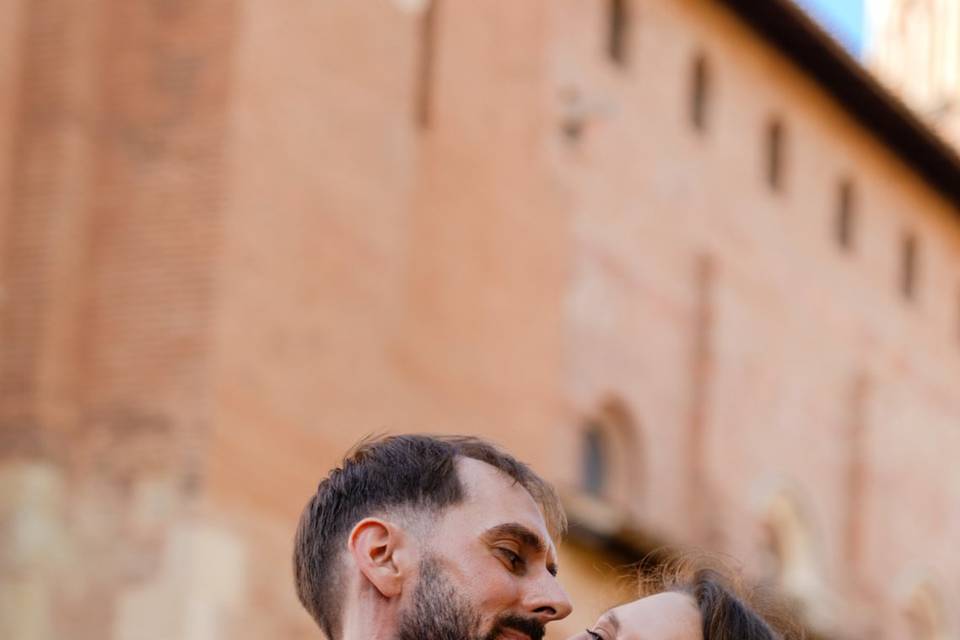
[568, 592, 703, 640]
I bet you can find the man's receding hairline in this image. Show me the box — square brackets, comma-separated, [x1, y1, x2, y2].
[354, 457, 536, 524]
[453, 455, 563, 546]
[457, 451, 565, 542]
[454, 455, 542, 509]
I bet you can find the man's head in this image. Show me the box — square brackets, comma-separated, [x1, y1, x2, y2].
[293, 434, 572, 640]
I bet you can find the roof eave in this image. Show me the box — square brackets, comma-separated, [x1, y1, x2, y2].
[716, 0, 960, 210]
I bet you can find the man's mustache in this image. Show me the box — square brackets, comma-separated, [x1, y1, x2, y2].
[486, 614, 546, 640]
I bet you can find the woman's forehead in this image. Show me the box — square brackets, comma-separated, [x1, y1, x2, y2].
[609, 592, 701, 639]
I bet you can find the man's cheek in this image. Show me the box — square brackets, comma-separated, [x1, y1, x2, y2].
[476, 572, 521, 611]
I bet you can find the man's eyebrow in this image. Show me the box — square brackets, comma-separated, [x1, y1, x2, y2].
[482, 523, 547, 553]
[482, 522, 559, 575]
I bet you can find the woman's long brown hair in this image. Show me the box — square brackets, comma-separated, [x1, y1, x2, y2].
[638, 555, 802, 640]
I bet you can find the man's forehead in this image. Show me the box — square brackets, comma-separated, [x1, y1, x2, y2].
[454, 458, 558, 554]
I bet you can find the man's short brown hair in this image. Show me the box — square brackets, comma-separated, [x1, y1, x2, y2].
[293, 434, 566, 639]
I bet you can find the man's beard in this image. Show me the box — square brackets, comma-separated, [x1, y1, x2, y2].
[396, 556, 546, 640]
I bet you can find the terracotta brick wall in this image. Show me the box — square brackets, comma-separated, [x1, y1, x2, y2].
[1, 1, 236, 638]
[2, 1, 959, 639]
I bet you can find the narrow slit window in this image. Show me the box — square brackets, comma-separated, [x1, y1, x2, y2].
[836, 179, 856, 251]
[582, 424, 606, 496]
[901, 232, 918, 300]
[766, 119, 785, 191]
[691, 52, 710, 132]
[415, 0, 439, 128]
[608, 0, 630, 67]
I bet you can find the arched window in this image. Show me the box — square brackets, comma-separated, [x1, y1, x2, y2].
[691, 52, 710, 132]
[766, 118, 785, 192]
[607, 0, 630, 67]
[581, 422, 607, 496]
[578, 397, 643, 511]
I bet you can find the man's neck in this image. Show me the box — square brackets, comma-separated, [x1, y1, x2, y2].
[340, 592, 398, 640]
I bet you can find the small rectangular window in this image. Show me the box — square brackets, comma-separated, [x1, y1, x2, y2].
[901, 232, 918, 300]
[766, 119, 784, 192]
[608, 0, 630, 67]
[836, 180, 855, 251]
[415, 1, 439, 128]
[691, 52, 709, 132]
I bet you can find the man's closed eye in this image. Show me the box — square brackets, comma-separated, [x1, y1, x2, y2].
[498, 548, 525, 572]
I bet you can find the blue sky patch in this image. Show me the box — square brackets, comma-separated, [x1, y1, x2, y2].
[793, 0, 865, 56]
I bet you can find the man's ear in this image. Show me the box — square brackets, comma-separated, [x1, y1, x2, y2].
[347, 517, 415, 599]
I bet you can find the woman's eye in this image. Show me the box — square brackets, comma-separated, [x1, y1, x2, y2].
[586, 630, 603, 640]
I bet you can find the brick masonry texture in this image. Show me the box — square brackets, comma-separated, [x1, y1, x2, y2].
[1, 1, 960, 639]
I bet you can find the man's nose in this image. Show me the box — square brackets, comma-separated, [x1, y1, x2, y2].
[523, 571, 573, 623]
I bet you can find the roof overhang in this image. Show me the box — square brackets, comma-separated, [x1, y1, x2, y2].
[716, 0, 960, 211]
